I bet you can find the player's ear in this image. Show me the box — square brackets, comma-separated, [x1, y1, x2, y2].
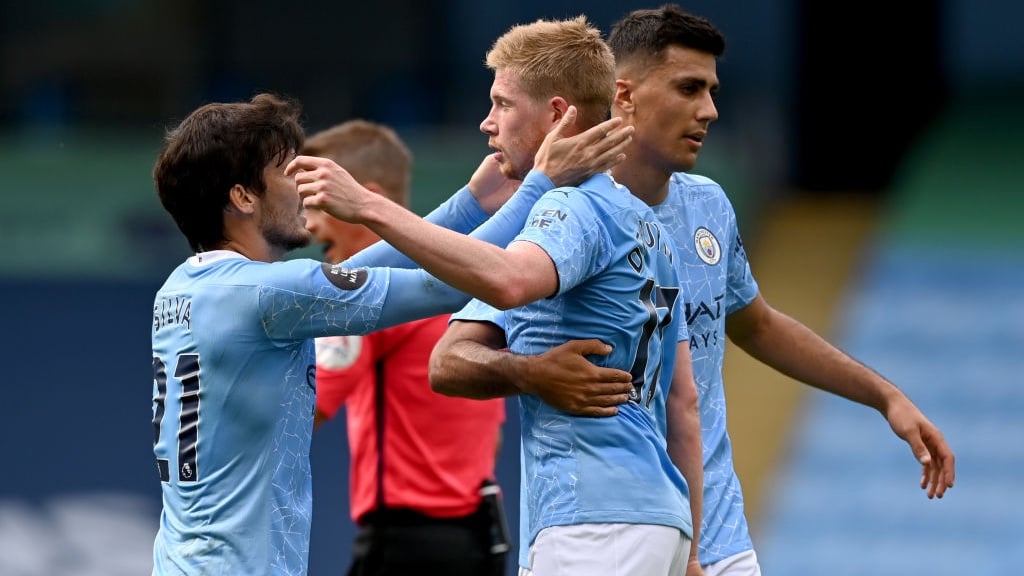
[548, 96, 570, 125]
[227, 184, 257, 215]
[614, 79, 635, 115]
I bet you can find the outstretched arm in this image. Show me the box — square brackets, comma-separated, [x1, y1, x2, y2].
[726, 293, 956, 498]
[341, 156, 521, 269]
[341, 109, 632, 269]
[666, 342, 704, 575]
[429, 319, 633, 417]
[290, 110, 621, 309]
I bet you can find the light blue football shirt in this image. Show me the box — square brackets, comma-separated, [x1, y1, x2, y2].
[455, 172, 694, 568]
[149, 169, 556, 576]
[151, 254, 472, 576]
[652, 173, 759, 565]
[450, 171, 761, 568]
[346, 170, 555, 269]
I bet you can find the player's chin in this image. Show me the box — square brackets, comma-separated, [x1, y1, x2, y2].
[673, 151, 699, 172]
[285, 229, 313, 251]
[495, 156, 513, 175]
[502, 161, 529, 181]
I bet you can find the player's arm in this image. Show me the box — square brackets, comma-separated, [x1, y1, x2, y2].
[666, 340, 703, 574]
[289, 113, 630, 307]
[342, 155, 517, 269]
[726, 292, 955, 498]
[268, 263, 477, 340]
[428, 319, 517, 399]
[429, 320, 633, 417]
[341, 108, 632, 269]
[294, 156, 559, 310]
[370, 267, 489, 327]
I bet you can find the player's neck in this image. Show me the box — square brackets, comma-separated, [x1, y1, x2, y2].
[611, 157, 671, 207]
[216, 236, 281, 263]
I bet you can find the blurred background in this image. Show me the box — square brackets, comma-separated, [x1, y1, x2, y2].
[1, 0, 1022, 574]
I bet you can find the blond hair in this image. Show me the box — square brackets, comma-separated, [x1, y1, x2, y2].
[302, 119, 413, 207]
[486, 16, 615, 129]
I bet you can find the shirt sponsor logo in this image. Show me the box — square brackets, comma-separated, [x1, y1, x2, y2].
[529, 208, 568, 229]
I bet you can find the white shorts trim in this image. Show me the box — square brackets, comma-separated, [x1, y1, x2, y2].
[704, 549, 761, 576]
[518, 523, 690, 576]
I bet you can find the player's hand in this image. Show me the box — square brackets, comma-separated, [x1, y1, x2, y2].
[518, 339, 632, 417]
[286, 155, 375, 223]
[886, 398, 956, 498]
[468, 153, 522, 215]
[533, 105, 633, 187]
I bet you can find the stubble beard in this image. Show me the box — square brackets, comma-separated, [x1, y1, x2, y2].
[264, 221, 312, 254]
[505, 153, 536, 181]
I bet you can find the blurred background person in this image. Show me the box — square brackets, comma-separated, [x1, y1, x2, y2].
[303, 119, 509, 576]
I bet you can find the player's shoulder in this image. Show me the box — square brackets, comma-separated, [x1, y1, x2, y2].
[670, 172, 727, 196]
[537, 173, 622, 220]
[548, 172, 619, 200]
[669, 172, 738, 217]
[156, 260, 191, 292]
[155, 254, 257, 295]
[189, 256, 343, 298]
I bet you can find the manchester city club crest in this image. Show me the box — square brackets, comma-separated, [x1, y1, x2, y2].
[694, 227, 721, 265]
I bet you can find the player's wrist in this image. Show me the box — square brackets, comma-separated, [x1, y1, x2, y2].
[510, 353, 538, 395]
[358, 192, 397, 227]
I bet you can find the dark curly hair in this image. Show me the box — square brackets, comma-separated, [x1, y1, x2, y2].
[153, 93, 305, 252]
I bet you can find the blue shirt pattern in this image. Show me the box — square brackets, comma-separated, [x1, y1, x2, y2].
[653, 173, 760, 564]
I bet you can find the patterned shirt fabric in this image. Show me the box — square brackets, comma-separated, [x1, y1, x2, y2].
[151, 253, 468, 576]
[652, 173, 759, 564]
[455, 172, 694, 570]
[150, 167, 556, 575]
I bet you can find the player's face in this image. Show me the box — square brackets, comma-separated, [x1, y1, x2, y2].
[260, 155, 312, 252]
[626, 45, 719, 172]
[303, 207, 378, 264]
[480, 70, 551, 180]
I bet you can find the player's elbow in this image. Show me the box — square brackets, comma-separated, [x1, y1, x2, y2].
[428, 349, 456, 396]
[487, 286, 531, 310]
[428, 341, 475, 398]
[467, 277, 529, 310]
[471, 249, 555, 309]
[428, 363, 477, 399]
[429, 375, 459, 397]
[479, 269, 552, 310]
